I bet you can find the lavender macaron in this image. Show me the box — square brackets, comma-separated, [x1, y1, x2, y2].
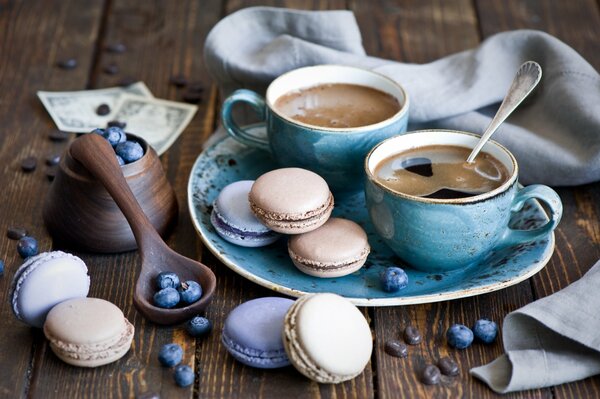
[211, 180, 280, 247]
[222, 297, 294, 369]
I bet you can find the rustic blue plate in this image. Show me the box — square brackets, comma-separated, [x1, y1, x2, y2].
[188, 128, 555, 306]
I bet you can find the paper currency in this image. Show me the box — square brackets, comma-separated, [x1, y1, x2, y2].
[111, 94, 197, 155]
[37, 82, 153, 133]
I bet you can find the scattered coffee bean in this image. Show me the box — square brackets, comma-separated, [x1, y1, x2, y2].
[403, 325, 422, 345]
[107, 120, 126, 129]
[384, 340, 408, 358]
[182, 90, 202, 104]
[169, 74, 188, 88]
[105, 42, 127, 54]
[96, 103, 111, 116]
[7, 226, 27, 240]
[103, 63, 119, 75]
[46, 167, 57, 181]
[48, 130, 69, 142]
[46, 154, 60, 166]
[118, 77, 137, 87]
[57, 58, 77, 70]
[437, 356, 459, 376]
[21, 157, 37, 172]
[421, 365, 441, 385]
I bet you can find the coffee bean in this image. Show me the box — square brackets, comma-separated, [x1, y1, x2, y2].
[182, 90, 202, 104]
[421, 365, 441, 385]
[7, 227, 27, 240]
[105, 42, 127, 53]
[46, 154, 60, 166]
[57, 58, 77, 69]
[403, 325, 422, 345]
[118, 77, 137, 87]
[103, 63, 119, 75]
[96, 103, 111, 116]
[437, 356, 459, 376]
[170, 74, 188, 88]
[46, 167, 57, 181]
[48, 130, 69, 142]
[21, 157, 37, 172]
[384, 340, 408, 358]
[107, 120, 126, 129]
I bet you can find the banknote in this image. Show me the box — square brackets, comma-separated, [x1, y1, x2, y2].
[110, 94, 198, 155]
[37, 82, 153, 133]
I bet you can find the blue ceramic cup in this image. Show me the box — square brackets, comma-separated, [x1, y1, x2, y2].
[221, 65, 409, 194]
[364, 130, 563, 272]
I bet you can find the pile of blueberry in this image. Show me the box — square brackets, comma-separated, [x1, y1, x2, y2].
[446, 318, 498, 349]
[91, 126, 144, 165]
[153, 271, 203, 309]
[158, 343, 194, 387]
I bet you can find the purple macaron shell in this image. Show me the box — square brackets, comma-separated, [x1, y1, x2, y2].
[222, 297, 294, 369]
[211, 180, 280, 247]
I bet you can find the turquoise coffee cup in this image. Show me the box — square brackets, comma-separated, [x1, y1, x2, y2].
[364, 130, 563, 272]
[222, 65, 409, 194]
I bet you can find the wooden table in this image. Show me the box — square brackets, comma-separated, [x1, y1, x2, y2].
[1, 1, 599, 398]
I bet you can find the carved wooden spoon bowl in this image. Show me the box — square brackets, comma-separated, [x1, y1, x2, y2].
[71, 133, 216, 325]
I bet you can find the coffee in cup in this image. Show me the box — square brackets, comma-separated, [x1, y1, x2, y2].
[273, 83, 401, 128]
[373, 145, 509, 199]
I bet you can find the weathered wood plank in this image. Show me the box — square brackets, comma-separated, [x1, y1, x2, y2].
[27, 1, 223, 398]
[0, 0, 105, 397]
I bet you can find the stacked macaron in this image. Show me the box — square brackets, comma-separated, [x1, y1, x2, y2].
[222, 293, 372, 384]
[211, 167, 370, 278]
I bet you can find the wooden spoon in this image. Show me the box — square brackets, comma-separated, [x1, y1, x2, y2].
[70, 133, 216, 325]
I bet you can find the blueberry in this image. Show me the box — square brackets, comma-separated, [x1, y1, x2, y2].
[116, 155, 125, 166]
[116, 140, 144, 163]
[178, 281, 202, 305]
[173, 365, 194, 387]
[446, 324, 474, 349]
[158, 343, 183, 367]
[17, 236, 38, 258]
[91, 128, 105, 135]
[153, 287, 180, 308]
[380, 266, 409, 292]
[156, 271, 180, 290]
[0, 259, 4, 276]
[473, 318, 498, 344]
[186, 316, 212, 338]
[103, 127, 127, 147]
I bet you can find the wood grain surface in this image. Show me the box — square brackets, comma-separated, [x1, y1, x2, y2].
[0, 0, 598, 398]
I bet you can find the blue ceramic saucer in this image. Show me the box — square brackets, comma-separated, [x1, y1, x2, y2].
[188, 127, 555, 306]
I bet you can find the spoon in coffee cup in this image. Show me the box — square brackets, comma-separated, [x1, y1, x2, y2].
[466, 61, 542, 164]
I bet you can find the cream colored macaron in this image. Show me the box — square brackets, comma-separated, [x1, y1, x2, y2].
[43, 297, 134, 367]
[282, 293, 372, 384]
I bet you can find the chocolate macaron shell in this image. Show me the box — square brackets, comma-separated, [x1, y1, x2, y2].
[288, 218, 370, 277]
[43, 298, 134, 367]
[10, 251, 90, 328]
[249, 168, 334, 234]
[283, 293, 372, 384]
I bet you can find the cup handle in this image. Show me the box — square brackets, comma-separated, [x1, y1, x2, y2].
[221, 89, 270, 151]
[497, 184, 563, 248]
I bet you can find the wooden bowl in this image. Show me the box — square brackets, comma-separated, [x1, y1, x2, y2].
[43, 134, 178, 253]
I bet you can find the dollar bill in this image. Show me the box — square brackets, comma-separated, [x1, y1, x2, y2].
[37, 82, 153, 133]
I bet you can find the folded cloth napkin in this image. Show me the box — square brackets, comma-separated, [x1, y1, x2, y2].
[470, 260, 600, 393]
[204, 6, 600, 186]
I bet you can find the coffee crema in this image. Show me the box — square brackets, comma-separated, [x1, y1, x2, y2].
[374, 145, 509, 199]
[273, 83, 401, 128]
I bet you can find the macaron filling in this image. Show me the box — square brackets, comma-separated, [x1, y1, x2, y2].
[221, 330, 290, 367]
[289, 246, 370, 271]
[211, 202, 279, 241]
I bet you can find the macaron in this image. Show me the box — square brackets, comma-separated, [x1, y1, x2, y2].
[43, 297, 134, 367]
[211, 180, 280, 247]
[222, 297, 294, 369]
[288, 218, 370, 277]
[282, 293, 372, 384]
[10, 251, 90, 328]
[249, 168, 334, 234]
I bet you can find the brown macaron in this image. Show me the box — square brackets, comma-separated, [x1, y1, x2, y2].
[249, 168, 334, 234]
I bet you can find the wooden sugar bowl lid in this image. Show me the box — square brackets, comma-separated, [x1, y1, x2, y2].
[43, 133, 178, 253]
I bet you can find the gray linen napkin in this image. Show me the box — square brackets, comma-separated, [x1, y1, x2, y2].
[470, 260, 600, 393]
[204, 6, 600, 186]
